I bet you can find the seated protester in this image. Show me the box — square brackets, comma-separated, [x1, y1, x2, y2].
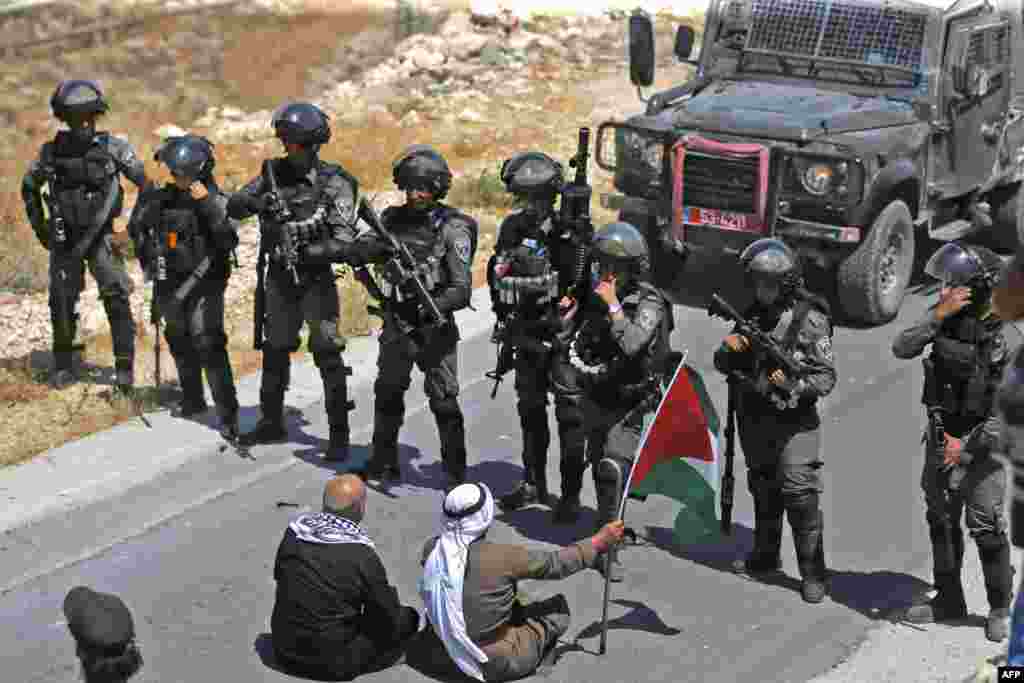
[271, 474, 421, 681]
[418, 483, 625, 682]
[63, 586, 143, 683]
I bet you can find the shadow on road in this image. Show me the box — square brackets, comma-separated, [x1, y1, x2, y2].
[574, 598, 683, 641]
[641, 524, 942, 624]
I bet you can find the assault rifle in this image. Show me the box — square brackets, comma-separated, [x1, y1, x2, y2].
[356, 197, 446, 329]
[261, 159, 300, 286]
[720, 377, 737, 535]
[560, 127, 593, 299]
[923, 358, 957, 572]
[708, 293, 807, 407]
[485, 314, 555, 398]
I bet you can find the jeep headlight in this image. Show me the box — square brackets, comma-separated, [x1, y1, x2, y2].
[616, 128, 664, 185]
[792, 157, 850, 197]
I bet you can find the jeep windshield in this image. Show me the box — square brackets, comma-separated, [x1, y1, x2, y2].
[704, 0, 943, 94]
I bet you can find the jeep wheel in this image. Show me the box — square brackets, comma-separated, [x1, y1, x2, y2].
[836, 200, 915, 325]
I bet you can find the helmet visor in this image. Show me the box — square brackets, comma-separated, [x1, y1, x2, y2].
[54, 79, 103, 105]
[924, 242, 982, 287]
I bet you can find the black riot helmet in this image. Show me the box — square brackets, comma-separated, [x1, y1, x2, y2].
[592, 221, 650, 277]
[500, 152, 564, 198]
[925, 241, 1003, 312]
[50, 79, 109, 120]
[740, 237, 802, 287]
[154, 135, 216, 181]
[271, 102, 331, 146]
[392, 144, 453, 199]
[924, 241, 1002, 288]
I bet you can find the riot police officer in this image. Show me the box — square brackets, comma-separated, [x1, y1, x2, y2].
[994, 247, 1024, 659]
[893, 241, 1012, 641]
[129, 134, 240, 440]
[356, 145, 478, 490]
[488, 151, 589, 523]
[712, 238, 836, 603]
[568, 222, 674, 581]
[226, 102, 362, 461]
[21, 79, 150, 392]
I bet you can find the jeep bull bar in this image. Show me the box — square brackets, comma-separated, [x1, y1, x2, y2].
[594, 121, 866, 251]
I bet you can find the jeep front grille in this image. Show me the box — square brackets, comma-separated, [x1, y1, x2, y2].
[681, 152, 759, 214]
[744, 0, 928, 71]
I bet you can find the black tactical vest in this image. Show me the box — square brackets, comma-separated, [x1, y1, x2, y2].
[145, 187, 226, 284]
[378, 204, 460, 302]
[261, 161, 333, 266]
[927, 313, 1007, 419]
[46, 131, 122, 231]
[572, 281, 673, 401]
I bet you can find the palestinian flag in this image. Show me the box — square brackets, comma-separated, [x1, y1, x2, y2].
[623, 359, 721, 546]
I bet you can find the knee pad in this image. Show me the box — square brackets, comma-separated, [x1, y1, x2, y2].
[976, 530, 1010, 554]
[747, 468, 778, 495]
[554, 399, 585, 430]
[195, 331, 228, 353]
[165, 333, 193, 358]
[783, 489, 818, 513]
[595, 457, 624, 485]
[375, 392, 405, 418]
[262, 347, 291, 373]
[429, 395, 461, 420]
[312, 350, 347, 373]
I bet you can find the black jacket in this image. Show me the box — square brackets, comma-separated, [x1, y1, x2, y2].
[271, 518, 418, 660]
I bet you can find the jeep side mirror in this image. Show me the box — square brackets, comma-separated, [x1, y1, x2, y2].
[675, 25, 696, 61]
[628, 10, 656, 88]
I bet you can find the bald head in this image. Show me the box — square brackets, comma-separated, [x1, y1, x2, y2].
[323, 475, 367, 522]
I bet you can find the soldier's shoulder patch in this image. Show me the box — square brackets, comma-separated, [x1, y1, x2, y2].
[635, 305, 661, 332]
[805, 309, 831, 336]
[453, 233, 472, 263]
[816, 334, 834, 362]
[333, 195, 355, 222]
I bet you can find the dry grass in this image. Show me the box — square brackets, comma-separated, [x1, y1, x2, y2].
[0, 6, 699, 467]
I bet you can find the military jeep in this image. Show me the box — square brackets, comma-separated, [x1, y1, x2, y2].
[596, 0, 1024, 324]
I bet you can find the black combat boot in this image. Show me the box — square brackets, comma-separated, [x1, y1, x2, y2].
[552, 459, 586, 524]
[979, 535, 1013, 642]
[364, 408, 403, 482]
[171, 348, 208, 417]
[201, 345, 238, 433]
[905, 523, 967, 623]
[240, 350, 289, 445]
[113, 357, 135, 397]
[593, 457, 625, 582]
[50, 305, 79, 388]
[501, 406, 551, 509]
[735, 470, 785, 576]
[435, 403, 468, 490]
[104, 296, 135, 396]
[317, 355, 354, 462]
[50, 348, 77, 388]
[787, 496, 828, 603]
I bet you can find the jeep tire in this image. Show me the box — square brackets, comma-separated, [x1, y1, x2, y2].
[836, 199, 915, 325]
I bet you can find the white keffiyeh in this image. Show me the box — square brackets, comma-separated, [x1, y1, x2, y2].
[419, 483, 495, 682]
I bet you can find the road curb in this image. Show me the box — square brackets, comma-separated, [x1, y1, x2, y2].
[0, 286, 494, 536]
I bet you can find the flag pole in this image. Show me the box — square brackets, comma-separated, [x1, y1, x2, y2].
[598, 349, 688, 655]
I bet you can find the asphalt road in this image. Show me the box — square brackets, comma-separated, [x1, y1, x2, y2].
[1, 238, 1009, 683]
